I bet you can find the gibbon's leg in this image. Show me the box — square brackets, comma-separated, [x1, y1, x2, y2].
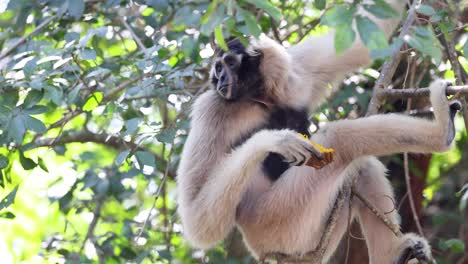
[177, 129, 320, 248]
[313, 80, 461, 163]
[353, 157, 432, 264]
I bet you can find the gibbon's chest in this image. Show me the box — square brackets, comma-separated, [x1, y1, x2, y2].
[229, 105, 311, 181]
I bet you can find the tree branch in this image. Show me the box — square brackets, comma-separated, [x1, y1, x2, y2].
[34, 131, 174, 177]
[351, 186, 402, 237]
[0, 15, 56, 60]
[366, 4, 418, 116]
[380, 85, 468, 99]
[103, 73, 151, 101]
[80, 197, 104, 253]
[119, 17, 146, 51]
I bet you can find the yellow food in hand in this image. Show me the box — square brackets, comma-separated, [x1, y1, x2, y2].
[298, 134, 335, 169]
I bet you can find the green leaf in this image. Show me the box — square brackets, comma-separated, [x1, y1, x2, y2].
[321, 6, 355, 27]
[200, 3, 226, 36]
[24, 105, 49, 115]
[201, 0, 219, 24]
[334, 24, 355, 54]
[0, 155, 8, 169]
[45, 86, 63, 105]
[416, 4, 435, 16]
[115, 150, 130, 166]
[439, 239, 465, 253]
[146, 0, 169, 10]
[214, 25, 228, 51]
[0, 185, 19, 210]
[24, 115, 46, 133]
[238, 8, 262, 38]
[156, 128, 177, 143]
[23, 89, 43, 109]
[363, 1, 399, 19]
[314, 0, 326, 10]
[245, 0, 282, 21]
[82, 92, 103, 111]
[135, 151, 156, 169]
[370, 37, 404, 59]
[67, 0, 85, 19]
[81, 49, 97, 61]
[38, 158, 48, 172]
[23, 58, 37, 76]
[19, 151, 36, 170]
[124, 118, 142, 134]
[405, 27, 442, 63]
[7, 115, 26, 143]
[356, 16, 388, 51]
[0, 211, 15, 219]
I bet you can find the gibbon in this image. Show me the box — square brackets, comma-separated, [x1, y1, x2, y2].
[176, 1, 460, 263]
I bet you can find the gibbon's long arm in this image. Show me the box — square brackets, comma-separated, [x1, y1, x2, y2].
[287, 0, 406, 109]
[314, 80, 458, 163]
[177, 127, 316, 248]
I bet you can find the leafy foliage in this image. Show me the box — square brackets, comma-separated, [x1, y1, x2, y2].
[0, 0, 466, 263]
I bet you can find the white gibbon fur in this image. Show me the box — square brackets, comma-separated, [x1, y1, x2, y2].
[176, 0, 456, 263]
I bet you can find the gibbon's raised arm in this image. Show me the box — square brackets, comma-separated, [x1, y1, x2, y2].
[287, 0, 406, 109]
[313, 80, 460, 163]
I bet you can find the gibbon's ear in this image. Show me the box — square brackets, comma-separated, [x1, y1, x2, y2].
[250, 34, 291, 103]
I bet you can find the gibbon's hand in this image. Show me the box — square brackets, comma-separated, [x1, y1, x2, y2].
[265, 129, 324, 166]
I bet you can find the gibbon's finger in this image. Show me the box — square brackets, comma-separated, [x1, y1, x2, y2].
[285, 156, 298, 166]
[304, 144, 324, 160]
[295, 151, 307, 166]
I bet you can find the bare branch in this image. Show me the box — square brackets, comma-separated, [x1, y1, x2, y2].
[135, 146, 173, 241]
[79, 197, 104, 253]
[34, 131, 174, 177]
[119, 17, 146, 50]
[366, 4, 418, 116]
[381, 85, 468, 99]
[351, 186, 402, 237]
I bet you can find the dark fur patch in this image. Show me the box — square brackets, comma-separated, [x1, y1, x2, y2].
[231, 106, 310, 181]
[262, 107, 310, 181]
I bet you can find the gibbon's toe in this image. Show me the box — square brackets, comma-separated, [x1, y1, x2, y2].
[394, 234, 433, 264]
[450, 100, 462, 112]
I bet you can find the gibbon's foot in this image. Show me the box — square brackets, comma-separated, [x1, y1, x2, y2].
[268, 130, 323, 166]
[394, 235, 433, 264]
[447, 100, 461, 145]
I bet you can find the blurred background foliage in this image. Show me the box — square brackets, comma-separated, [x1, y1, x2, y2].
[0, 0, 466, 263]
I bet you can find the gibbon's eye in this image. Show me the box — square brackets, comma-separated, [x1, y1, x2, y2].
[224, 55, 237, 67]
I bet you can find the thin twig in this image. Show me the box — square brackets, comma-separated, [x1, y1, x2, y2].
[79, 197, 104, 253]
[366, 4, 418, 116]
[0, 15, 56, 60]
[103, 73, 150, 101]
[404, 153, 425, 236]
[351, 186, 402, 237]
[441, 4, 468, 130]
[135, 146, 173, 241]
[119, 17, 146, 50]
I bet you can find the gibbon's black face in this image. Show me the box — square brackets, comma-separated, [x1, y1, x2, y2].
[211, 39, 262, 101]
